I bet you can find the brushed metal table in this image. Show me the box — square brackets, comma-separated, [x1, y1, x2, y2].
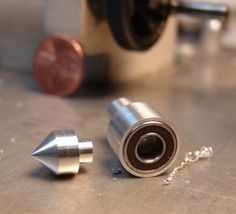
[0, 50, 235, 214]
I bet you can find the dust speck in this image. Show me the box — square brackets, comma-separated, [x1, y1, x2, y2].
[98, 193, 102, 197]
[112, 167, 123, 175]
[113, 177, 118, 181]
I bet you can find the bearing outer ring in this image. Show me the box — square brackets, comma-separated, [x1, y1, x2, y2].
[123, 121, 178, 176]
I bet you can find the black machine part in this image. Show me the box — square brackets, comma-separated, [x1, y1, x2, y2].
[88, 0, 229, 51]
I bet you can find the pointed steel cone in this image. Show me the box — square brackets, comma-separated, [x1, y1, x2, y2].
[32, 130, 93, 175]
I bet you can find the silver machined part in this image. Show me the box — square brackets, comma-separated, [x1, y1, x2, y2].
[107, 98, 179, 178]
[32, 130, 93, 175]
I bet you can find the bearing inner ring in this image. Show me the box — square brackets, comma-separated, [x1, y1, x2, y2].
[135, 133, 166, 164]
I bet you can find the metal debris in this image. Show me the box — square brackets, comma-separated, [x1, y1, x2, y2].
[112, 167, 123, 175]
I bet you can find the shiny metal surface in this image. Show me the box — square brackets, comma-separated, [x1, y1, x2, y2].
[172, 1, 229, 17]
[107, 98, 178, 177]
[32, 130, 93, 175]
[0, 49, 235, 213]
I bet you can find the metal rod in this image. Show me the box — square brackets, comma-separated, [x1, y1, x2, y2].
[171, 1, 229, 18]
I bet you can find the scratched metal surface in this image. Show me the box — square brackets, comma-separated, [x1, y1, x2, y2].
[0, 50, 236, 214]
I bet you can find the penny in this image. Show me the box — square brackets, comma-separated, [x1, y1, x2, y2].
[33, 35, 84, 96]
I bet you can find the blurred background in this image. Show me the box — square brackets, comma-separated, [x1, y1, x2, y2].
[0, 0, 235, 71]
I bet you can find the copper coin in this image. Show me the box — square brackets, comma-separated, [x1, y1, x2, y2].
[33, 35, 84, 96]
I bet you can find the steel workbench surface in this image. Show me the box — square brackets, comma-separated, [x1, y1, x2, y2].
[0, 50, 235, 214]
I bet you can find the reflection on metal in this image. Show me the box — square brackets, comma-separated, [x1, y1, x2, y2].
[172, 1, 229, 17]
[201, 19, 223, 55]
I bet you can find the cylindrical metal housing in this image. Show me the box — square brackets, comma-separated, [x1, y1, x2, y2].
[107, 98, 178, 177]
